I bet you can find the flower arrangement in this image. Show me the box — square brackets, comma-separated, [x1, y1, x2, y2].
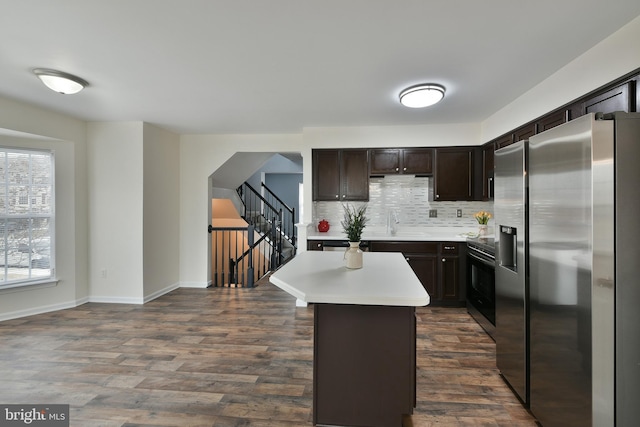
[474, 210, 492, 225]
[341, 203, 369, 242]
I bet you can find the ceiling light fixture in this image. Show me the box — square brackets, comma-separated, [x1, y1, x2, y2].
[399, 84, 445, 108]
[32, 68, 88, 94]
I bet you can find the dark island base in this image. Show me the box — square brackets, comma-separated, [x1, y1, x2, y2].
[313, 303, 417, 427]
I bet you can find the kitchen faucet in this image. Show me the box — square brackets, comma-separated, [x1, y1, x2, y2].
[387, 209, 399, 235]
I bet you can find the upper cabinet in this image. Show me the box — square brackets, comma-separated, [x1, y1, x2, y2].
[370, 148, 433, 175]
[312, 149, 369, 201]
[537, 110, 567, 133]
[434, 148, 474, 201]
[369, 149, 400, 174]
[481, 143, 494, 201]
[584, 81, 636, 116]
[494, 134, 514, 150]
[513, 123, 536, 143]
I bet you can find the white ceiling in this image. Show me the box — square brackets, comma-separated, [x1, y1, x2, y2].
[1, 1, 640, 135]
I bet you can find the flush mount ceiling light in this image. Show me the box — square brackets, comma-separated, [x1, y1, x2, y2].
[399, 84, 445, 108]
[32, 68, 88, 94]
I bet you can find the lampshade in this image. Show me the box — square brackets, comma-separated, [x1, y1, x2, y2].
[33, 68, 88, 94]
[399, 84, 445, 108]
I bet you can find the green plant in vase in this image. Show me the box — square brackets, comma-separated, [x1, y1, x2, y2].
[341, 203, 369, 242]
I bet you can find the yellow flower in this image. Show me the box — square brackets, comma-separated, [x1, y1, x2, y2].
[474, 210, 492, 225]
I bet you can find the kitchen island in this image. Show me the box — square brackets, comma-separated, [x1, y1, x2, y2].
[270, 251, 429, 427]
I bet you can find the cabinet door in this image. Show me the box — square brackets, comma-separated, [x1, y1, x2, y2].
[513, 123, 536, 142]
[440, 255, 460, 302]
[481, 143, 494, 201]
[340, 149, 369, 201]
[494, 134, 514, 150]
[585, 81, 635, 115]
[405, 254, 438, 299]
[434, 148, 474, 201]
[307, 240, 323, 251]
[370, 149, 400, 174]
[313, 150, 341, 201]
[537, 110, 567, 133]
[402, 148, 433, 175]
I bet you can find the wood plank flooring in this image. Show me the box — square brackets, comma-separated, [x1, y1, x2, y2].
[0, 280, 537, 427]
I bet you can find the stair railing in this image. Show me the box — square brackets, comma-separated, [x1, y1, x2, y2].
[208, 224, 275, 288]
[260, 182, 297, 251]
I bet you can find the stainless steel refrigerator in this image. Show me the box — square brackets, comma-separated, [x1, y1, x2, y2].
[494, 112, 640, 426]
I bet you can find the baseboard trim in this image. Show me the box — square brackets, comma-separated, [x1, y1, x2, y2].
[179, 281, 211, 288]
[144, 282, 180, 303]
[0, 281, 207, 322]
[0, 299, 80, 322]
[87, 295, 145, 304]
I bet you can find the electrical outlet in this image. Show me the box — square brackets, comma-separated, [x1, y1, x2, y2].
[429, 209, 437, 218]
[457, 209, 462, 218]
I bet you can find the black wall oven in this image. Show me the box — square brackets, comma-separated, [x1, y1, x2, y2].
[466, 237, 496, 339]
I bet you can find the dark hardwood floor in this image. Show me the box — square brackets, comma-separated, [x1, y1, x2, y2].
[0, 279, 537, 426]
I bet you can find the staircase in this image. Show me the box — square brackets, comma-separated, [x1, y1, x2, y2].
[237, 182, 297, 264]
[208, 182, 297, 288]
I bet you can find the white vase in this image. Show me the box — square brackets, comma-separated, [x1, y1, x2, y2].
[344, 241, 363, 269]
[478, 224, 488, 237]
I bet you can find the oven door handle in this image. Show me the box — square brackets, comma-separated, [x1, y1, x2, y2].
[468, 251, 495, 268]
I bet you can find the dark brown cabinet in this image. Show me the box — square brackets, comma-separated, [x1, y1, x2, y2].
[494, 134, 514, 149]
[312, 149, 369, 201]
[369, 149, 399, 174]
[434, 148, 474, 201]
[584, 81, 635, 115]
[513, 123, 536, 142]
[438, 243, 465, 305]
[481, 143, 494, 201]
[307, 240, 323, 251]
[369, 240, 465, 306]
[369, 148, 433, 175]
[402, 148, 433, 175]
[405, 253, 438, 299]
[537, 110, 567, 133]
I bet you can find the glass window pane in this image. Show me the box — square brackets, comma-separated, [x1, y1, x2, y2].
[0, 148, 53, 286]
[7, 152, 30, 184]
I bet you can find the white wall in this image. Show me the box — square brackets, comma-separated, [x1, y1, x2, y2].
[179, 134, 303, 287]
[143, 123, 180, 301]
[0, 97, 88, 321]
[482, 15, 640, 142]
[87, 122, 144, 303]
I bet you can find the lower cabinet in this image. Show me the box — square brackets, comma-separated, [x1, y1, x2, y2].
[307, 240, 324, 251]
[369, 241, 466, 306]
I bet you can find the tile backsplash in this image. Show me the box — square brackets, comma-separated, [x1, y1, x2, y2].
[313, 175, 493, 229]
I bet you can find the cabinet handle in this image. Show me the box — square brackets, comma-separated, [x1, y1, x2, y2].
[335, 194, 339, 199]
[444, 246, 455, 250]
[488, 177, 493, 198]
[442, 258, 446, 262]
[403, 167, 407, 171]
[405, 257, 410, 261]
[436, 194, 440, 199]
[317, 243, 322, 248]
[395, 167, 399, 171]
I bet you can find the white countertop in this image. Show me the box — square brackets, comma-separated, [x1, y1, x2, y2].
[269, 251, 430, 306]
[307, 226, 479, 242]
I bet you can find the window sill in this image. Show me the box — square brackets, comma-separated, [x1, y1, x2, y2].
[0, 278, 59, 294]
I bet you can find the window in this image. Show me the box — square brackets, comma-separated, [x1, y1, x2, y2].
[0, 148, 54, 288]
